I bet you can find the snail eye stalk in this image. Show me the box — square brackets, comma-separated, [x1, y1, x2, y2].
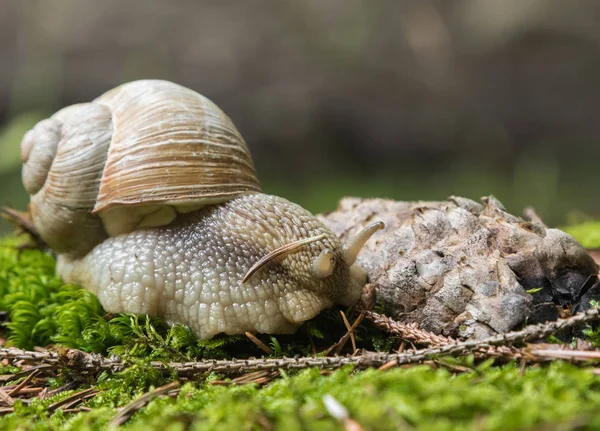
[312, 249, 335, 278]
[343, 221, 384, 266]
[242, 234, 326, 283]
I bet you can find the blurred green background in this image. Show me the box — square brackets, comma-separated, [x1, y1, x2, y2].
[2, 0, 600, 234]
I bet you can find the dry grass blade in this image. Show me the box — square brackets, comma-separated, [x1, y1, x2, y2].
[0, 364, 54, 384]
[18, 387, 43, 395]
[340, 311, 358, 354]
[431, 359, 474, 373]
[245, 332, 273, 355]
[531, 349, 600, 361]
[324, 311, 365, 355]
[231, 370, 274, 384]
[110, 381, 181, 427]
[38, 387, 49, 400]
[48, 388, 97, 413]
[0, 388, 14, 406]
[8, 369, 39, 397]
[0, 407, 14, 415]
[211, 370, 279, 386]
[0, 375, 18, 384]
[61, 391, 98, 411]
[239, 370, 279, 385]
[47, 380, 79, 397]
[61, 408, 90, 414]
[378, 360, 399, 371]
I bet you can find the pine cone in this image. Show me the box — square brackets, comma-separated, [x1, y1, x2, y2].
[320, 196, 598, 339]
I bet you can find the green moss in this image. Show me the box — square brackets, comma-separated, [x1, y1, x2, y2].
[563, 221, 600, 249]
[0, 363, 599, 430]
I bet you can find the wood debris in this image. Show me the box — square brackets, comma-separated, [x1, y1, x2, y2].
[109, 381, 181, 427]
[0, 360, 98, 416]
[48, 388, 98, 413]
[323, 311, 365, 356]
[245, 332, 273, 355]
[530, 349, 600, 361]
[210, 370, 280, 387]
[8, 369, 39, 397]
[0, 308, 595, 378]
[0, 388, 14, 406]
[361, 308, 452, 346]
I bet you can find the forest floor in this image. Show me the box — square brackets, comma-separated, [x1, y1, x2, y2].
[0, 222, 599, 430]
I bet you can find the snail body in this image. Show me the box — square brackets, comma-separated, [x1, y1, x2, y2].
[21, 80, 381, 338]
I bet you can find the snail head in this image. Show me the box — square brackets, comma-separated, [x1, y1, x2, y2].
[242, 221, 384, 307]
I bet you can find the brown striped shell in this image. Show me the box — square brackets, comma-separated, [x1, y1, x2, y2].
[21, 80, 261, 257]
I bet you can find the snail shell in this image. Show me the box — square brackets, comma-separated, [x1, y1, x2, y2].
[22, 80, 260, 257]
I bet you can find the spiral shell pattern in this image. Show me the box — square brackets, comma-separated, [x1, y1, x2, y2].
[21, 80, 261, 257]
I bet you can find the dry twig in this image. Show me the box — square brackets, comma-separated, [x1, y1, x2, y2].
[245, 332, 273, 355]
[378, 360, 399, 371]
[210, 370, 280, 386]
[48, 388, 98, 413]
[0, 308, 596, 377]
[324, 312, 365, 355]
[530, 349, 600, 361]
[362, 309, 531, 360]
[8, 369, 39, 397]
[0, 388, 14, 406]
[362, 310, 452, 346]
[109, 381, 181, 427]
[340, 311, 358, 354]
[0, 364, 54, 384]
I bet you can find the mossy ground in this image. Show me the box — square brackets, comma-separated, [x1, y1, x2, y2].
[0, 226, 599, 430]
[563, 222, 600, 249]
[3, 362, 600, 431]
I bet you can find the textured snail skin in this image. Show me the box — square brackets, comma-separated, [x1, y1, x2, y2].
[57, 194, 365, 339]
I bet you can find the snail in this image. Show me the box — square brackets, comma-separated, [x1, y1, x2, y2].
[20, 79, 383, 339]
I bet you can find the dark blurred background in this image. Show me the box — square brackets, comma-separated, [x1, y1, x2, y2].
[1, 0, 600, 235]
